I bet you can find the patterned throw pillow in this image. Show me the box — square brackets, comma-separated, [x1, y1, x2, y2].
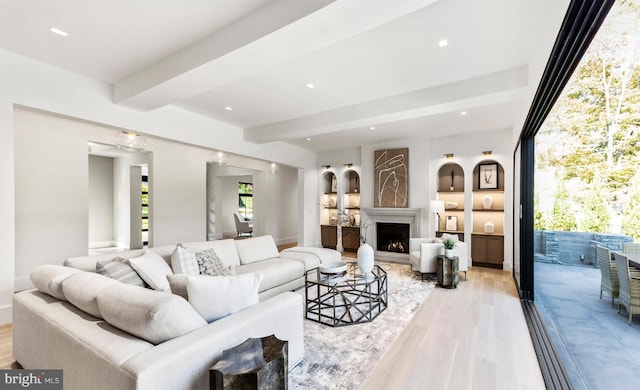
[96, 257, 148, 288]
[196, 249, 235, 276]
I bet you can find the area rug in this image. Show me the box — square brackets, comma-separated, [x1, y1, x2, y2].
[289, 261, 436, 389]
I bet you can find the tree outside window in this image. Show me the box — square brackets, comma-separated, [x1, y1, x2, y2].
[238, 182, 253, 220]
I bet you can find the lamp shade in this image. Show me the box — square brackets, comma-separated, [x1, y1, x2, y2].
[430, 200, 445, 214]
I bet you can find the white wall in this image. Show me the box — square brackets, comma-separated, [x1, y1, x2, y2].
[0, 49, 318, 323]
[88, 155, 114, 246]
[113, 152, 148, 248]
[14, 109, 90, 291]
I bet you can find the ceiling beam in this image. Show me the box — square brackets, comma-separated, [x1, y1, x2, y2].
[113, 0, 440, 111]
[244, 66, 529, 143]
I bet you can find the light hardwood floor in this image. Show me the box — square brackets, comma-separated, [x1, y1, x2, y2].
[363, 266, 545, 390]
[0, 264, 544, 389]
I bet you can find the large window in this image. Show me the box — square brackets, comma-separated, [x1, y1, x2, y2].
[238, 182, 253, 220]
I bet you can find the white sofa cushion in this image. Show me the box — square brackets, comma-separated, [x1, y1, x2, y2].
[180, 239, 241, 268]
[30, 265, 83, 301]
[130, 250, 174, 291]
[170, 245, 199, 275]
[61, 272, 121, 318]
[235, 258, 304, 292]
[235, 235, 279, 265]
[186, 273, 262, 322]
[96, 257, 147, 287]
[97, 283, 206, 345]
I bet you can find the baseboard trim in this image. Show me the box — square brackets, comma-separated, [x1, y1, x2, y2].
[0, 304, 12, 325]
[521, 299, 573, 390]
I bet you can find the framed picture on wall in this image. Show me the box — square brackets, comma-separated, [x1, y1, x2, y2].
[445, 215, 457, 231]
[479, 163, 498, 189]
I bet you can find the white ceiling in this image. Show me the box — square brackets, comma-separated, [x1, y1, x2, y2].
[0, 0, 569, 151]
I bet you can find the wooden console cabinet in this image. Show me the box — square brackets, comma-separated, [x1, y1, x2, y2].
[471, 234, 504, 268]
[341, 226, 361, 252]
[321, 225, 337, 249]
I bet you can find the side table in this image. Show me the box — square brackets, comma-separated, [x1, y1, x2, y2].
[210, 335, 288, 390]
[437, 255, 459, 289]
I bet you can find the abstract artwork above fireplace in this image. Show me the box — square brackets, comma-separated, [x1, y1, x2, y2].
[374, 148, 408, 208]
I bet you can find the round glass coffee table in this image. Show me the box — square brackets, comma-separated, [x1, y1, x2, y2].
[304, 262, 387, 327]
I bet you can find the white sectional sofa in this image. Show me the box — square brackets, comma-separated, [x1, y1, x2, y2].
[12, 235, 340, 390]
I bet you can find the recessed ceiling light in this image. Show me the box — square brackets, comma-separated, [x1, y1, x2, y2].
[51, 27, 68, 37]
[306, 137, 312, 141]
[224, 106, 233, 111]
[460, 111, 467, 115]
[306, 83, 315, 89]
[438, 39, 448, 47]
[370, 126, 375, 130]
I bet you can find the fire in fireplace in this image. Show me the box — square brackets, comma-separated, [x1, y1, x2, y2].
[376, 222, 410, 254]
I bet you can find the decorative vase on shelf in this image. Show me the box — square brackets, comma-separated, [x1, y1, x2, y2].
[484, 218, 495, 234]
[445, 249, 454, 258]
[357, 243, 374, 276]
[482, 195, 493, 209]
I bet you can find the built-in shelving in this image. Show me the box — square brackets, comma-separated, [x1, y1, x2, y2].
[471, 160, 505, 268]
[436, 163, 465, 242]
[320, 168, 361, 251]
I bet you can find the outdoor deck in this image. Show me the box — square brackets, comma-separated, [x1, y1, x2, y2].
[535, 261, 640, 390]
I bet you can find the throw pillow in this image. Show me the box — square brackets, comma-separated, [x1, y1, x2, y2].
[196, 249, 235, 276]
[166, 274, 189, 300]
[129, 250, 174, 291]
[29, 264, 82, 301]
[97, 283, 206, 345]
[171, 245, 199, 275]
[96, 257, 147, 287]
[186, 273, 263, 322]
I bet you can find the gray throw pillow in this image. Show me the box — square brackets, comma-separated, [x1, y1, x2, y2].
[196, 249, 235, 276]
[96, 257, 148, 288]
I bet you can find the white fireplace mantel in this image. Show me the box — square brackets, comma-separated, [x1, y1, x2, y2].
[361, 207, 423, 263]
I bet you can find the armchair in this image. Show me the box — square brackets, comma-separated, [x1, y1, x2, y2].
[234, 213, 253, 237]
[409, 236, 468, 281]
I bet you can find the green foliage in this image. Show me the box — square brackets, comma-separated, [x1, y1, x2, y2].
[536, 1, 640, 235]
[580, 185, 610, 232]
[444, 239, 454, 250]
[623, 182, 640, 240]
[534, 194, 548, 230]
[548, 183, 577, 232]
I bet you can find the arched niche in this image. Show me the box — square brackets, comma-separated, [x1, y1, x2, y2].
[436, 162, 465, 240]
[438, 162, 464, 192]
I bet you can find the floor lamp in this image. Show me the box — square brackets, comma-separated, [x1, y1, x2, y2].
[430, 200, 445, 236]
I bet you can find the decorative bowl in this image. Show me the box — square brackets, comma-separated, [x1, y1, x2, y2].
[319, 261, 347, 274]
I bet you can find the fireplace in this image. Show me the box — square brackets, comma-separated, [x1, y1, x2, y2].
[361, 207, 422, 263]
[376, 223, 410, 254]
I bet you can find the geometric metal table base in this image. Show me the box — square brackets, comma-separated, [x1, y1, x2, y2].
[305, 264, 387, 327]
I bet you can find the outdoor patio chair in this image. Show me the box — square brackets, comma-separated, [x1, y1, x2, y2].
[596, 245, 618, 307]
[612, 251, 640, 325]
[622, 242, 640, 254]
